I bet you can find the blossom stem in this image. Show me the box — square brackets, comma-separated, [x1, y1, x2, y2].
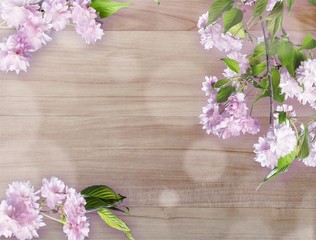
[0, 26, 15, 29]
[41, 212, 65, 225]
[260, 16, 274, 125]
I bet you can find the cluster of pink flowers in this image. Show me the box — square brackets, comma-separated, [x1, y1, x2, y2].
[199, 0, 316, 181]
[198, 12, 243, 53]
[0, 177, 89, 240]
[0, 0, 104, 73]
[280, 59, 316, 110]
[254, 105, 298, 169]
[200, 76, 260, 139]
[0, 181, 45, 240]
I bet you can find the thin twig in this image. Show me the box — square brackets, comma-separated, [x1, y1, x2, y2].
[41, 212, 64, 224]
[260, 16, 274, 125]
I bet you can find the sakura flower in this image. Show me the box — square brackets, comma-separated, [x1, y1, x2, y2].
[226, 93, 248, 117]
[254, 136, 278, 169]
[240, 117, 260, 135]
[198, 12, 243, 53]
[279, 68, 302, 99]
[63, 188, 89, 240]
[0, 0, 40, 28]
[213, 116, 243, 139]
[71, 0, 104, 44]
[20, 15, 52, 52]
[302, 141, 316, 167]
[42, 0, 71, 31]
[254, 123, 297, 169]
[0, 33, 31, 74]
[200, 102, 223, 135]
[202, 76, 218, 96]
[296, 59, 316, 88]
[200, 91, 260, 139]
[272, 123, 297, 158]
[41, 177, 66, 210]
[0, 201, 18, 238]
[0, 181, 45, 240]
[223, 52, 249, 78]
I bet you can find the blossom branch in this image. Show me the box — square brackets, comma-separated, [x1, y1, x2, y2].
[260, 16, 274, 125]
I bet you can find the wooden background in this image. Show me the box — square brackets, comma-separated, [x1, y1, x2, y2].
[0, 0, 316, 239]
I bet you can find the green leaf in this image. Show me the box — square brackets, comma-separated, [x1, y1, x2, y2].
[262, 149, 297, 184]
[90, 0, 132, 18]
[267, 14, 283, 37]
[286, 47, 307, 76]
[301, 34, 316, 50]
[263, 167, 279, 183]
[278, 112, 287, 124]
[308, 0, 316, 7]
[278, 150, 297, 171]
[266, 2, 284, 20]
[228, 22, 246, 38]
[254, 0, 268, 18]
[285, 0, 295, 12]
[271, 68, 285, 103]
[223, 8, 243, 33]
[223, 58, 240, 73]
[216, 85, 235, 103]
[84, 197, 113, 211]
[297, 126, 310, 159]
[251, 62, 267, 76]
[253, 43, 266, 57]
[276, 41, 294, 66]
[81, 185, 125, 203]
[98, 209, 134, 240]
[207, 0, 234, 25]
[214, 79, 231, 88]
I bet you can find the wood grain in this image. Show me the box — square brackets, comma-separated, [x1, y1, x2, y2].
[0, 1, 316, 239]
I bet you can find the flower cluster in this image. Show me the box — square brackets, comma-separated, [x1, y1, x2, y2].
[0, 0, 105, 74]
[0, 181, 45, 240]
[41, 177, 89, 240]
[0, 177, 133, 240]
[200, 76, 260, 139]
[0, 177, 89, 240]
[280, 59, 316, 110]
[199, 0, 316, 183]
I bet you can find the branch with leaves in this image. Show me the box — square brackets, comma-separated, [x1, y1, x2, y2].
[0, 177, 134, 240]
[198, 0, 316, 186]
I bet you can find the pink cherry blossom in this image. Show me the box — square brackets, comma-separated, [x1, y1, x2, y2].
[200, 91, 260, 139]
[254, 123, 297, 169]
[71, 0, 104, 44]
[20, 15, 52, 52]
[63, 188, 89, 240]
[198, 12, 243, 53]
[0, 0, 40, 28]
[0, 181, 45, 240]
[202, 76, 218, 96]
[42, 0, 71, 31]
[223, 52, 250, 79]
[254, 136, 278, 169]
[0, 33, 31, 74]
[279, 68, 303, 99]
[296, 59, 316, 88]
[41, 177, 66, 210]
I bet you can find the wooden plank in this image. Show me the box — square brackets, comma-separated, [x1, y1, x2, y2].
[35, 207, 316, 239]
[1, 31, 315, 209]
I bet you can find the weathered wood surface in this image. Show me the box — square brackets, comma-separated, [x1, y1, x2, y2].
[0, 1, 316, 239]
